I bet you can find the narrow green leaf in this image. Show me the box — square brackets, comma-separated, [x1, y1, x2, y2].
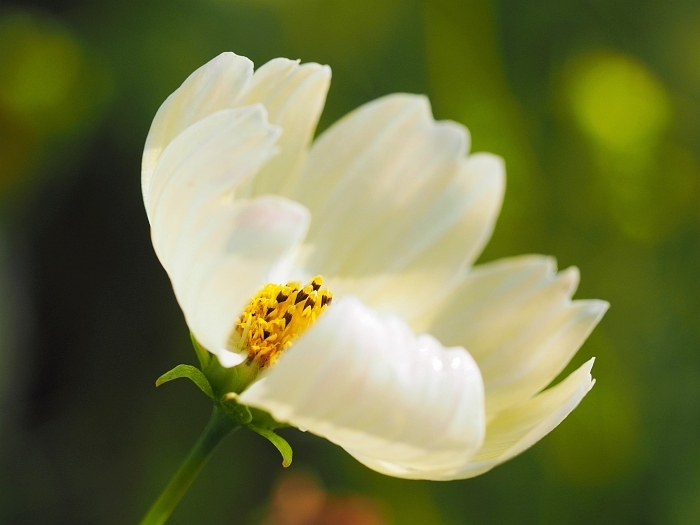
[247, 425, 293, 467]
[219, 393, 253, 425]
[155, 364, 215, 400]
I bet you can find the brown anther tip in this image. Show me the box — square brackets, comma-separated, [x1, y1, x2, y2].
[239, 277, 333, 366]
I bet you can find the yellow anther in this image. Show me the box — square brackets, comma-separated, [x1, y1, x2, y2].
[230, 276, 333, 368]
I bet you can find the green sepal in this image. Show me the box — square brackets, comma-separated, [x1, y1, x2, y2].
[164, 335, 293, 467]
[190, 332, 211, 369]
[249, 407, 289, 430]
[219, 393, 253, 425]
[246, 425, 293, 467]
[156, 364, 215, 401]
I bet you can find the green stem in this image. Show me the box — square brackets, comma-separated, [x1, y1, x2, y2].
[139, 407, 238, 525]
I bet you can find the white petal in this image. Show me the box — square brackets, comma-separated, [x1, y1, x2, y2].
[361, 152, 505, 322]
[143, 53, 330, 213]
[145, 102, 310, 359]
[239, 297, 486, 475]
[142, 52, 254, 204]
[448, 358, 596, 479]
[170, 195, 310, 362]
[354, 358, 595, 480]
[235, 58, 331, 197]
[148, 105, 281, 265]
[425, 256, 608, 415]
[291, 94, 504, 320]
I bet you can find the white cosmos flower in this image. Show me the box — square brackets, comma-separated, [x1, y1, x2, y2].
[142, 52, 608, 481]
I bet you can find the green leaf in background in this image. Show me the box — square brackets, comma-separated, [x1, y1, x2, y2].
[155, 364, 215, 401]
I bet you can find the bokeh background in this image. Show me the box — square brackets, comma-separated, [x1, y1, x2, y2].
[0, 0, 699, 523]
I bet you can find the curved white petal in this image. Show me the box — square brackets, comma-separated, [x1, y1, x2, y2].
[148, 105, 282, 265]
[145, 101, 310, 360]
[235, 58, 331, 197]
[239, 296, 486, 475]
[143, 52, 254, 204]
[353, 358, 595, 480]
[170, 195, 310, 363]
[425, 256, 608, 415]
[448, 358, 596, 479]
[143, 53, 330, 215]
[363, 152, 505, 322]
[291, 94, 504, 320]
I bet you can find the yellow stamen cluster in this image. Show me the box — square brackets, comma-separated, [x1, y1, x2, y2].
[231, 276, 333, 368]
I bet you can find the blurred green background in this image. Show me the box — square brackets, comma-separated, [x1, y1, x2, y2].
[0, 0, 698, 523]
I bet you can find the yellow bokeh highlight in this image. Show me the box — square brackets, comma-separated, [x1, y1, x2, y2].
[0, 13, 111, 137]
[566, 52, 671, 153]
[557, 50, 698, 244]
[0, 12, 112, 196]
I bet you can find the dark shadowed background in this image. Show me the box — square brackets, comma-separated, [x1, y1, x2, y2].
[0, 0, 699, 524]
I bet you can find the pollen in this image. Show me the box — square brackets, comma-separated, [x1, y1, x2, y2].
[230, 276, 333, 368]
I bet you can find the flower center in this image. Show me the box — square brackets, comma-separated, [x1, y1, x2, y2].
[231, 276, 333, 368]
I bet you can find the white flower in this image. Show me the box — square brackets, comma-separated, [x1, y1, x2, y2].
[142, 52, 608, 481]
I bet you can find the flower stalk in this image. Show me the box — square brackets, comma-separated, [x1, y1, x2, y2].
[139, 407, 239, 525]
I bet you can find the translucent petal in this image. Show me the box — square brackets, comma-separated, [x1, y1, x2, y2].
[143, 53, 330, 215]
[291, 94, 504, 320]
[239, 297, 486, 474]
[447, 358, 596, 479]
[425, 256, 608, 415]
[148, 105, 281, 265]
[351, 359, 595, 480]
[146, 103, 310, 359]
[170, 195, 310, 362]
[143, 52, 254, 205]
[235, 58, 331, 197]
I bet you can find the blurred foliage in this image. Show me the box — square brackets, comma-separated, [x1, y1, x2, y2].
[0, 11, 112, 202]
[425, 0, 546, 255]
[555, 49, 698, 243]
[0, 0, 698, 524]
